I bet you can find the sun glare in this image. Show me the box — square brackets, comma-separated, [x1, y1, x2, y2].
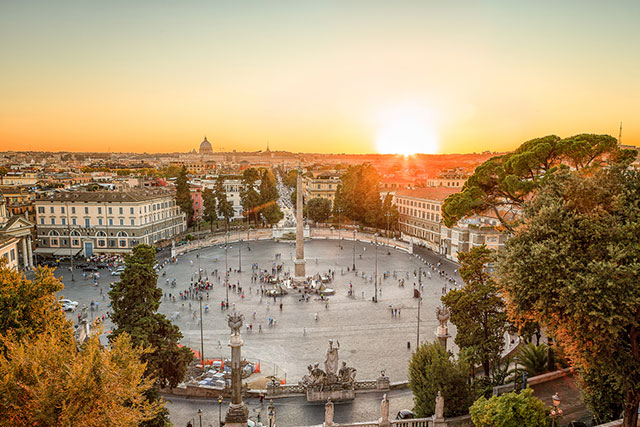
[375, 107, 439, 155]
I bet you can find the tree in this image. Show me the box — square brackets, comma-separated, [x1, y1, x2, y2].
[517, 343, 548, 377]
[0, 260, 72, 351]
[470, 388, 549, 427]
[202, 188, 217, 232]
[215, 176, 234, 230]
[258, 169, 283, 225]
[0, 331, 162, 427]
[578, 367, 625, 424]
[498, 167, 640, 426]
[408, 341, 474, 418]
[241, 168, 263, 225]
[284, 169, 298, 188]
[109, 245, 193, 389]
[159, 165, 182, 179]
[380, 193, 399, 232]
[441, 246, 507, 378]
[333, 164, 383, 227]
[442, 134, 636, 231]
[175, 166, 194, 227]
[307, 198, 331, 223]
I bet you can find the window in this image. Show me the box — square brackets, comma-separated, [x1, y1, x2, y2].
[109, 219, 113, 226]
[40, 218, 44, 225]
[71, 207, 76, 214]
[119, 218, 124, 226]
[50, 206, 54, 213]
[98, 207, 102, 214]
[98, 218, 103, 226]
[38, 206, 44, 214]
[72, 218, 77, 225]
[10, 249, 15, 261]
[61, 206, 65, 214]
[84, 207, 89, 214]
[85, 218, 90, 227]
[72, 239, 79, 246]
[61, 217, 66, 225]
[50, 218, 55, 225]
[130, 207, 134, 214]
[130, 218, 135, 226]
[119, 207, 123, 214]
[108, 207, 112, 214]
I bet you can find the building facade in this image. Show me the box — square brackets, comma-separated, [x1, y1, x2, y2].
[302, 173, 341, 208]
[35, 189, 186, 257]
[394, 187, 461, 252]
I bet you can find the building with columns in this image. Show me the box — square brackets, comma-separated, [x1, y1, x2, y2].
[0, 195, 35, 270]
[34, 189, 186, 257]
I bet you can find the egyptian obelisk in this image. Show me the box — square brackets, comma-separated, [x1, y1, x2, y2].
[294, 166, 306, 281]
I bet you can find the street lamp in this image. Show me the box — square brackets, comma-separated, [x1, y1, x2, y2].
[374, 233, 378, 303]
[550, 393, 563, 427]
[199, 296, 204, 368]
[352, 228, 356, 271]
[238, 239, 242, 272]
[197, 408, 202, 427]
[218, 396, 223, 426]
[225, 231, 229, 305]
[336, 207, 342, 249]
[268, 399, 275, 427]
[385, 211, 391, 255]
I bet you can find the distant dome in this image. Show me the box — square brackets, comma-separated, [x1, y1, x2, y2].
[199, 136, 213, 154]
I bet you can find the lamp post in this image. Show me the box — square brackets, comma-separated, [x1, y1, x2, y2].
[550, 393, 563, 427]
[199, 296, 204, 368]
[225, 232, 229, 305]
[336, 207, 342, 249]
[352, 228, 356, 271]
[238, 239, 242, 272]
[65, 202, 74, 281]
[218, 396, 223, 426]
[513, 355, 519, 391]
[374, 233, 378, 303]
[197, 408, 202, 427]
[385, 211, 391, 255]
[268, 400, 275, 427]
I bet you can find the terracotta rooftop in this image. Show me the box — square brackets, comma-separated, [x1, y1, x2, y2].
[395, 187, 461, 201]
[37, 189, 175, 203]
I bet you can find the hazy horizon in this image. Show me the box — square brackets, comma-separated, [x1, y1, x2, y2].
[2, 1, 638, 154]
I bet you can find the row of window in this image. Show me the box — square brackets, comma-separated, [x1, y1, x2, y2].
[397, 198, 441, 211]
[400, 206, 440, 222]
[37, 200, 176, 215]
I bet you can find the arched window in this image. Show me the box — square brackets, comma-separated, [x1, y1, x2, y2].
[48, 230, 60, 246]
[96, 231, 107, 247]
[117, 231, 128, 248]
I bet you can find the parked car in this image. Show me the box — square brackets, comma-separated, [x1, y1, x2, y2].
[396, 410, 415, 420]
[41, 260, 59, 267]
[59, 299, 78, 307]
[82, 265, 98, 272]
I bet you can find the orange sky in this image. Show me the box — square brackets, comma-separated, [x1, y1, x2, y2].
[1, 2, 638, 154]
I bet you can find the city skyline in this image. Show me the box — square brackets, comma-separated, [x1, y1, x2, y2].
[1, 1, 639, 154]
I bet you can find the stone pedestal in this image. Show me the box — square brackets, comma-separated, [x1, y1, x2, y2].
[294, 259, 306, 281]
[225, 314, 248, 427]
[294, 167, 306, 280]
[306, 385, 355, 402]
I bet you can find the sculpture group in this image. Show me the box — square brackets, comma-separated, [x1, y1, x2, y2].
[300, 340, 357, 401]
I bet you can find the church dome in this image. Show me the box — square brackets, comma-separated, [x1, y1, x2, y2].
[199, 136, 213, 154]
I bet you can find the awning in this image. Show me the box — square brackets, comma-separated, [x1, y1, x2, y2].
[53, 248, 82, 257]
[34, 247, 58, 254]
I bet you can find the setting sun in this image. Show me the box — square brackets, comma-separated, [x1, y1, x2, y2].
[375, 107, 439, 155]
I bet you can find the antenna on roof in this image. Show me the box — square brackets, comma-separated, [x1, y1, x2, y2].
[618, 122, 623, 144]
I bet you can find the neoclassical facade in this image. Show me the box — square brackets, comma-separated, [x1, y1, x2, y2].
[35, 189, 186, 257]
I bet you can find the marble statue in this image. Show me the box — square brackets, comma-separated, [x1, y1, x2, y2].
[381, 394, 389, 420]
[227, 311, 244, 335]
[435, 306, 450, 327]
[338, 361, 357, 384]
[435, 391, 444, 419]
[324, 340, 340, 375]
[325, 398, 334, 426]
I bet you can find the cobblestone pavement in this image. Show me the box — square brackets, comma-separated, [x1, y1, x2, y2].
[56, 239, 459, 382]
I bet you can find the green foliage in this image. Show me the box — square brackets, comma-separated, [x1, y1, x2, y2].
[442, 134, 636, 229]
[202, 188, 217, 232]
[215, 176, 234, 228]
[0, 331, 162, 427]
[333, 164, 383, 228]
[517, 343, 548, 377]
[441, 246, 507, 377]
[284, 169, 298, 188]
[0, 260, 73, 351]
[258, 169, 283, 225]
[470, 388, 549, 427]
[241, 168, 263, 225]
[175, 166, 194, 227]
[307, 198, 331, 223]
[577, 367, 625, 424]
[159, 165, 182, 179]
[408, 341, 474, 418]
[381, 193, 399, 232]
[498, 167, 640, 425]
[109, 245, 193, 389]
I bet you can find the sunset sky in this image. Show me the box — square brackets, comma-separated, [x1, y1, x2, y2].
[1, 1, 638, 154]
